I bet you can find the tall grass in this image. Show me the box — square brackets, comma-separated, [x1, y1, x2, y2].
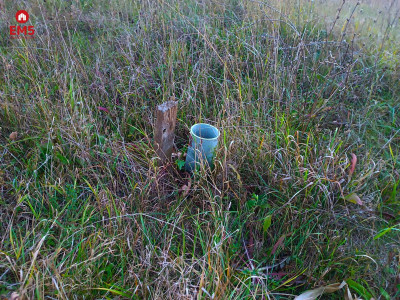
[0, 0, 399, 298]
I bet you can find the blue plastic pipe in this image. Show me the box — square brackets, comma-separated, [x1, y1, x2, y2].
[185, 123, 220, 172]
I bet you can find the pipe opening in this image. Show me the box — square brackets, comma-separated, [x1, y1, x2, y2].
[191, 123, 219, 140]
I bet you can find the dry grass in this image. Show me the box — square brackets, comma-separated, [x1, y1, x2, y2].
[0, 0, 399, 299]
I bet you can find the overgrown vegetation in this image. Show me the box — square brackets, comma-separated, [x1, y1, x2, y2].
[0, 0, 399, 298]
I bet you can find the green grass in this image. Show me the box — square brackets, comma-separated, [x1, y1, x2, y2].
[0, 0, 399, 299]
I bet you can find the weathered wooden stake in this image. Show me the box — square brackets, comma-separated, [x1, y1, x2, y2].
[154, 100, 178, 163]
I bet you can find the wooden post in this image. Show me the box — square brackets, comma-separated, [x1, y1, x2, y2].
[154, 100, 178, 163]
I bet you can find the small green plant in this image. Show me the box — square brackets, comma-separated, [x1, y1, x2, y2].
[176, 159, 185, 170]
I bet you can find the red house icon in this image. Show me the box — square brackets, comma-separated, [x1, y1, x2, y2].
[15, 10, 29, 23]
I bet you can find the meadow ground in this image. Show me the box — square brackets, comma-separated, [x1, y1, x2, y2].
[0, 0, 399, 299]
